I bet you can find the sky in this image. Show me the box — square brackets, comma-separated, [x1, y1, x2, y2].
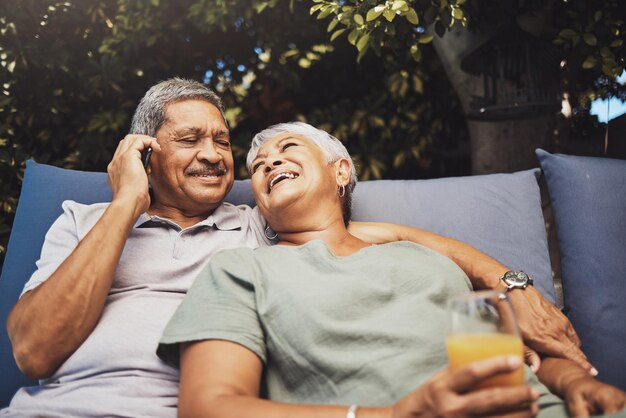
[590, 70, 626, 123]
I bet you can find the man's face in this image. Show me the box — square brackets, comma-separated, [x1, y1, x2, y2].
[149, 99, 234, 215]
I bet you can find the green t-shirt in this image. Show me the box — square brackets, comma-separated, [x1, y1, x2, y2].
[158, 240, 572, 416]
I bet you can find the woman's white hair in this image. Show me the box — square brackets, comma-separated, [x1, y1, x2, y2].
[247, 122, 357, 224]
[247, 122, 356, 187]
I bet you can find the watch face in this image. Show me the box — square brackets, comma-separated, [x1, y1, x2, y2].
[504, 271, 529, 286]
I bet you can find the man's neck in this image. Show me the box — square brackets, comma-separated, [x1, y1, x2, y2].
[147, 203, 220, 229]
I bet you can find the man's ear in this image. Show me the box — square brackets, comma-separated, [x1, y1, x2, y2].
[334, 158, 351, 186]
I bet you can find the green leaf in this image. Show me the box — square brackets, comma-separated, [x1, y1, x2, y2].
[354, 14, 364, 25]
[347, 29, 359, 45]
[451, 7, 463, 20]
[393, 152, 405, 168]
[410, 44, 422, 62]
[255, 2, 269, 14]
[356, 33, 370, 52]
[418, 34, 433, 44]
[330, 28, 346, 42]
[412, 74, 423, 93]
[310, 4, 323, 14]
[391, 0, 406, 11]
[610, 39, 623, 48]
[317, 7, 333, 20]
[383, 9, 396, 22]
[366, 7, 384, 22]
[602, 65, 616, 77]
[405, 8, 419, 25]
[558, 29, 577, 39]
[583, 33, 597, 46]
[327, 18, 339, 32]
[594, 10, 602, 22]
[582, 56, 598, 69]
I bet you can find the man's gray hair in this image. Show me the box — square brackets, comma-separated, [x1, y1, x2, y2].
[247, 122, 357, 224]
[129, 77, 225, 136]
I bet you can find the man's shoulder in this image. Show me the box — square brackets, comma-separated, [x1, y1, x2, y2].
[218, 203, 269, 242]
[220, 201, 256, 215]
[60, 200, 109, 215]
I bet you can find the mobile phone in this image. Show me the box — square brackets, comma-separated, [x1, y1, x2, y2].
[141, 147, 153, 169]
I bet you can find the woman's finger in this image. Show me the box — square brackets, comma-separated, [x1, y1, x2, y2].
[449, 356, 523, 393]
[523, 346, 541, 373]
[460, 385, 539, 416]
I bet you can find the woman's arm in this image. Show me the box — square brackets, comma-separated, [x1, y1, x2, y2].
[536, 358, 626, 417]
[179, 340, 537, 418]
[178, 340, 390, 418]
[348, 221, 593, 373]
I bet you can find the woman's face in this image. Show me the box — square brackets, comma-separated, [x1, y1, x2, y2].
[250, 132, 340, 228]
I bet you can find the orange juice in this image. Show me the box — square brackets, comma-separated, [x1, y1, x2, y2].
[446, 333, 524, 389]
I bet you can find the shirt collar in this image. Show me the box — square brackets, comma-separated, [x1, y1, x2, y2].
[134, 202, 243, 231]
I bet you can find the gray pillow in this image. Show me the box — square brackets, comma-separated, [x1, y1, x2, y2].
[352, 169, 555, 302]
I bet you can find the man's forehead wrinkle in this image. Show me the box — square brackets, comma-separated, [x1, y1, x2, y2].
[169, 125, 229, 138]
[174, 126, 202, 135]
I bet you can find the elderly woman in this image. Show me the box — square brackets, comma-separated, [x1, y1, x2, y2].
[158, 122, 625, 418]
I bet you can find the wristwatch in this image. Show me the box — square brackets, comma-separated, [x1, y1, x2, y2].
[500, 270, 534, 291]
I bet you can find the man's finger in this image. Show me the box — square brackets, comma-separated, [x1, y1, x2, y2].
[560, 343, 596, 376]
[449, 356, 523, 393]
[564, 322, 582, 347]
[567, 393, 591, 418]
[591, 392, 624, 415]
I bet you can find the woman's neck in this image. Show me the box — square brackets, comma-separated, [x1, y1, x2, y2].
[277, 221, 370, 256]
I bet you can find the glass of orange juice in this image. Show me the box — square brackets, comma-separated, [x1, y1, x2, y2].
[446, 290, 524, 389]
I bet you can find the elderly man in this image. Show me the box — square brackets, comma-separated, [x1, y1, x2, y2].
[2, 78, 588, 417]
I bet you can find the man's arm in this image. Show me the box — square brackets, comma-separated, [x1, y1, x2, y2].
[349, 221, 594, 373]
[7, 135, 158, 378]
[536, 357, 626, 417]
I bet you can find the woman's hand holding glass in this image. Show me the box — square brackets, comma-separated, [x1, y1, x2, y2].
[390, 290, 538, 417]
[446, 290, 525, 388]
[390, 356, 539, 417]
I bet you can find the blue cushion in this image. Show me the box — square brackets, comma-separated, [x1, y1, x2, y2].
[0, 161, 112, 405]
[352, 169, 555, 301]
[537, 148, 626, 390]
[0, 160, 255, 406]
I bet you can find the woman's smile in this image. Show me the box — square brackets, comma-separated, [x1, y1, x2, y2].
[267, 170, 300, 193]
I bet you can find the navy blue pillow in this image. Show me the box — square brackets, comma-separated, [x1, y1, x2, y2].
[537, 149, 626, 390]
[0, 161, 112, 405]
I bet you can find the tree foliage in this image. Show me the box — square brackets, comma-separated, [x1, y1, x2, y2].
[1, 0, 623, 266]
[310, 0, 625, 101]
[0, 0, 469, 264]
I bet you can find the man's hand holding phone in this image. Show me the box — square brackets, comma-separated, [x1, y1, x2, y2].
[141, 146, 153, 170]
[107, 134, 160, 219]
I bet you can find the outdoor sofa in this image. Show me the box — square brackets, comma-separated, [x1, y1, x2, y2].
[0, 149, 624, 407]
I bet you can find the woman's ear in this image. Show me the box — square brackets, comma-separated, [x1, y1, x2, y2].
[334, 158, 351, 186]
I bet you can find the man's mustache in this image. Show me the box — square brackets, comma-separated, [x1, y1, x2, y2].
[186, 163, 227, 176]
